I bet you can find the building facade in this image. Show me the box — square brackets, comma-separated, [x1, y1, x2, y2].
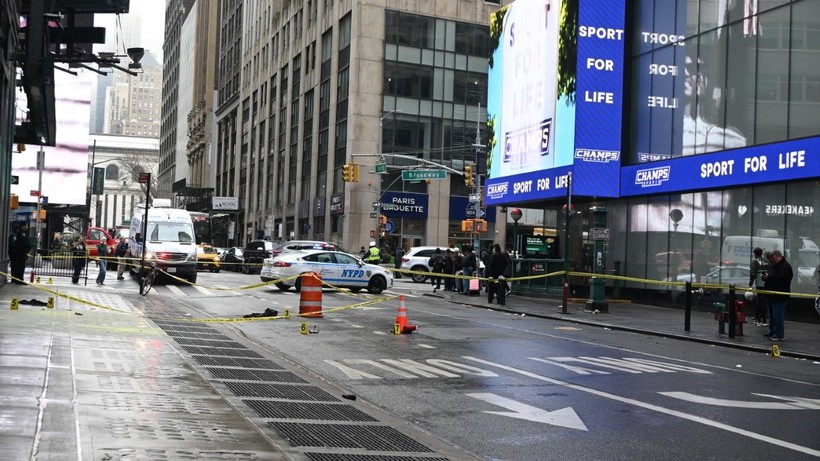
[102, 51, 162, 137]
[483, 0, 819, 310]
[211, 0, 507, 250]
[88, 134, 160, 231]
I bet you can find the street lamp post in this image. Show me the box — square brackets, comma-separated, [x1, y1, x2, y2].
[510, 208, 522, 258]
[562, 172, 573, 314]
[35, 145, 45, 249]
[376, 110, 402, 251]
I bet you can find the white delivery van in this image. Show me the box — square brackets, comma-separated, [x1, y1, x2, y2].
[129, 199, 198, 283]
[721, 235, 820, 285]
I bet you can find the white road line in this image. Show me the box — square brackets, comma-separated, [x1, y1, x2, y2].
[463, 356, 820, 458]
[192, 285, 214, 296]
[166, 285, 186, 296]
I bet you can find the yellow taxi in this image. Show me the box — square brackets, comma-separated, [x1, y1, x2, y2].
[195, 245, 221, 272]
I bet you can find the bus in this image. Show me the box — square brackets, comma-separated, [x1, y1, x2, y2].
[189, 211, 211, 245]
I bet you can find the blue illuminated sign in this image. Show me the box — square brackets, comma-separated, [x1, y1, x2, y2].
[485, 0, 625, 205]
[621, 136, 820, 196]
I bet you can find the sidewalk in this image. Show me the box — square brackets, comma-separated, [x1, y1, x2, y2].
[0, 280, 290, 460]
[431, 290, 820, 361]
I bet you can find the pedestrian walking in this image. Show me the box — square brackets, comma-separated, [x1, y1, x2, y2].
[115, 237, 129, 280]
[762, 250, 793, 341]
[443, 249, 454, 291]
[394, 246, 403, 279]
[8, 222, 31, 284]
[428, 248, 446, 293]
[748, 247, 769, 326]
[487, 244, 509, 305]
[71, 236, 87, 284]
[96, 240, 109, 285]
[462, 246, 477, 295]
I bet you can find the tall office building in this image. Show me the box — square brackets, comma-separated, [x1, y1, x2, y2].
[212, 0, 506, 248]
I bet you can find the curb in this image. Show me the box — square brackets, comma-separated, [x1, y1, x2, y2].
[425, 293, 820, 362]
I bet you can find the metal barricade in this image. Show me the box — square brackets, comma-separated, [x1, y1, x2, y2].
[29, 249, 88, 284]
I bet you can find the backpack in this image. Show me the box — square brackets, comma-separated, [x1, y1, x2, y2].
[428, 255, 445, 272]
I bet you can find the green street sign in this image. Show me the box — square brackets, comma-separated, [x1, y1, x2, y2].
[375, 162, 387, 174]
[401, 170, 447, 181]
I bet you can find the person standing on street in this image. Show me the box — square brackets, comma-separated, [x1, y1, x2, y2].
[452, 248, 463, 292]
[487, 244, 509, 305]
[364, 241, 381, 264]
[428, 248, 446, 293]
[443, 249, 454, 292]
[96, 240, 109, 285]
[394, 245, 403, 279]
[71, 236, 87, 284]
[115, 237, 129, 280]
[748, 247, 769, 326]
[8, 222, 31, 284]
[762, 250, 792, 341]
[462, 246, 477, 295]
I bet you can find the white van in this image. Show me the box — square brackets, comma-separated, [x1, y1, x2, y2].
[721, 235, 820, 285]
[129, 199, 198, 283]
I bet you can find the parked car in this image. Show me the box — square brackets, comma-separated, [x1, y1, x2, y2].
[400, 246, 484, 283]
[277, 240, 347, 255]
[195, 245, 221, 272]
[242, 240, 287, 274]
[260, 249, 392, 294]
[221, 247, 246, 272]
[667, 265, 751, 305]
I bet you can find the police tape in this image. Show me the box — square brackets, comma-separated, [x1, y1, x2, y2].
[0, 270, 137, 314]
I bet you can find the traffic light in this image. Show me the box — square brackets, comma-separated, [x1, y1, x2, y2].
[474, 219, 487, 233]
[343, 163, 360, 182]
[342, 163, 354, 182]
[464, 165, 474, 187]
[461, 220, 475, 232]
[39, 209, 47, 220]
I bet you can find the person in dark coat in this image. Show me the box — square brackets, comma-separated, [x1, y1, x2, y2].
[428, 248, 446, 293]
[486, 244, 509, 305]
[762, 250, 793, 341]
[71, 236, 87, 284]
[394, 246, 403, 279]
[443, 249, 454, 291]
[8, 222, 31, 284]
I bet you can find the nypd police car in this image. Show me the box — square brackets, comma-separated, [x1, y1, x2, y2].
[260, 249, 393, 294]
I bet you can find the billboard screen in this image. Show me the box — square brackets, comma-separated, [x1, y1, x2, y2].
[485, 0, 626, 205]
[12, 72, 92, 206]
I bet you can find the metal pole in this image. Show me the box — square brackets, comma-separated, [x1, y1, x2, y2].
[684, 281, 692, 332]
[139, 174, 151, 275]
[85, 140, 97, 233]
[728, 284, 736, 339]
[562, 172, 572, 314]
[35, 146, 44, 250]
[473, 103, 483, 252]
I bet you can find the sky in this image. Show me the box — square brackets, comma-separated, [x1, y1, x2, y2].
[95, 0, 166, 63]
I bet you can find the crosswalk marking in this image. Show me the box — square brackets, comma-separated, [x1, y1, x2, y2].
[165, 284, 186, 296]
[192, 285, 214, 296]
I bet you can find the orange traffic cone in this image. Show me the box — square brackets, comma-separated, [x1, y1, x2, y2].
[394, 295, 417, 334]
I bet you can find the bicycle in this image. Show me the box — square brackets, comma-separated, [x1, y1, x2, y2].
[139, 263, 158, 296]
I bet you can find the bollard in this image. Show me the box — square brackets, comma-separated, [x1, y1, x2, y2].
[713, 302, 726, 334]
[728, 285, 736, 339]
[299, 272, 323, 318]
[684, 281, 692, 332]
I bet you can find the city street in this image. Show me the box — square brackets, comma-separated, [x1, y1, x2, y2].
[3, 268, 817, 460]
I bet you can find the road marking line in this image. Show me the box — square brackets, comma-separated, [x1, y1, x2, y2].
[467, 393, 587, 431]
[463, 356, 820, 458]
[193, 285, 214, 296]
[166, 285, 186, 296]
[661, 392, 820, 410]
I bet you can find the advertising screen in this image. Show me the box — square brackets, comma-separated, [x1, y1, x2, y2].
[12, 72, 92, 206]
[485, 0, 625, 205]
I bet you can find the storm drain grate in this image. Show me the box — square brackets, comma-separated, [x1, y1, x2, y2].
[180, 346, 264, 358]
[224, 382, 336, 401]
[305, 456, 450, 461]
[206, 367, 305, 383]
[243, 400, 377, 422]
[269, 423, 434, 452]
[192, 356, 283, 369]
[159, 325, 219, 334]
[166, 331, 233, 341]
[175, 339, 246, 348]
[96, 448, 262, 460]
